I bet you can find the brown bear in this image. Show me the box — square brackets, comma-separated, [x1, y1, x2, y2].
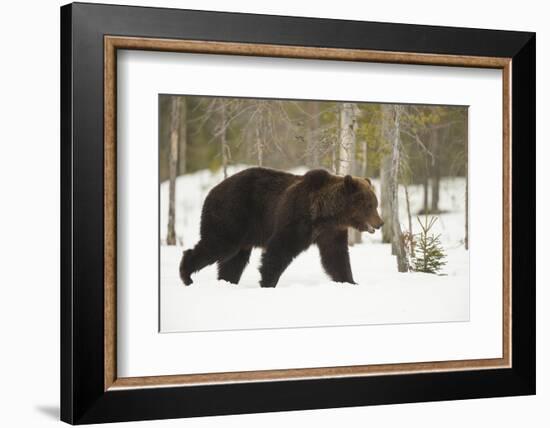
[179, 167, 384, 288]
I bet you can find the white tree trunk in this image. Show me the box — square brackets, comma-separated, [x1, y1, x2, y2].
[380, 155, 393, 244]
[255, 123, 263, 166]
[331, 138, 338, 174]
[338, 103, 361, 245]
[430, 127, 441, 213]
[255, 102, 264, 167]
[220, 101, 229, 178]
[388, 105, 408, 272]
[404, 183, 414, 257]
[179, 100, 187, 178]
[338, 103, 357, 176]
[166, 97, 182, 246]
[361, 139, 368, 177]
[379, 105, 393, 245]
[305, 101, 320, 167]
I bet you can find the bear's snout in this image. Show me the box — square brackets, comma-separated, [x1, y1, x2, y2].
[364, 215, 384, 234]
[367, 214, 384, 229]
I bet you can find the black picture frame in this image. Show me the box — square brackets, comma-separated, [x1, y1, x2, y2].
[61, 2, 535, 424]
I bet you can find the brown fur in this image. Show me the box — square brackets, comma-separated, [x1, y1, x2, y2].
[180, 167, 383, 287]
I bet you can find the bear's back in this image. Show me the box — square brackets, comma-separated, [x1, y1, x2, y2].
[200, 167, 300, 246]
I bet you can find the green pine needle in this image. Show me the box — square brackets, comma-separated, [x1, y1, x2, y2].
[411, 215, 447, 275]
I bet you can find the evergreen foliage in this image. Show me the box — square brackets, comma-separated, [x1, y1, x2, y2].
[411, 216, 447, 274]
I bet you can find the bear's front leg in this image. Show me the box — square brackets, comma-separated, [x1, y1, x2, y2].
[259, 250, 293, 288]
[259, 224, 310, 288]
[317, 228, 356, 284]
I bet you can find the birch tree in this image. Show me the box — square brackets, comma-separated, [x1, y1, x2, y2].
[304, 101, 321, 167]
[358, 131, 368, 241]
[379, 109, 393, 245]
[255, 118, 264, 166]
[361, 140, 368, 178]
[380, 155, 393, 244]
[219, 100, 230, 178]
[430, 128, 441, 213]
[386, 104, 408, 272]
[338, 103, 362, 245]
[404, 183, 414, 254]
[338, 103, 357, 176]
[422, 157, 430, 214]
[166, 97, 185, 246]
[331, 134, 338, 174]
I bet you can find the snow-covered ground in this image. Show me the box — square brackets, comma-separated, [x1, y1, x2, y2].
[160, 165, 469, 332]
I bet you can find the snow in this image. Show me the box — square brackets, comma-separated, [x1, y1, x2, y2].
[159, 166, 469, 332]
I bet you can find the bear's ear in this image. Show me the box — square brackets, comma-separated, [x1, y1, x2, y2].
[364, 177, 372, 186]
[304, 169, 330, 188]
[344, 175, 358, 192]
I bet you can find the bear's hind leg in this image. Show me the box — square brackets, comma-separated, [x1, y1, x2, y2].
[179, 249, 195, 285]
[317, 229, 356, 284]
[217, 247, 252, 284]
[179, 240, 238, 285]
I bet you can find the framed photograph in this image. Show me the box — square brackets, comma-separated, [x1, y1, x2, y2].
[61, 2, 535, 424]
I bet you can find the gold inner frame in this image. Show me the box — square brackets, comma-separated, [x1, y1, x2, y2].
[104, 36, 512, 391]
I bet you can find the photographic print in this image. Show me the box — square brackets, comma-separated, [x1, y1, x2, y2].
[159, 95, 469, 333]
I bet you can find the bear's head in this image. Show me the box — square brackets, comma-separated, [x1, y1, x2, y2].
[343, 175, 384, 234]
